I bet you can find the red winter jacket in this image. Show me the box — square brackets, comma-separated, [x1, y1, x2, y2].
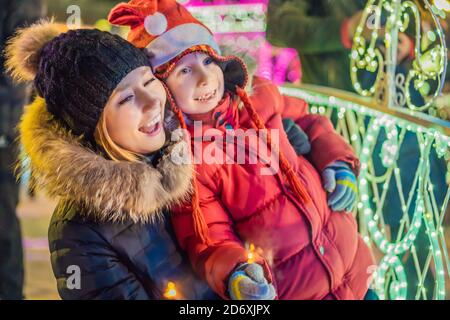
[172, 77, 374, 300]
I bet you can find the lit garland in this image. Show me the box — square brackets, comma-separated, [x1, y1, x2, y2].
[281, 86, 450, 300]
[434, 0, 450, 12]
[350, 0, 448, 113]
[186, 2, 267, 34]
[348, 0, 449, 299]
[358, 117, 428, 300]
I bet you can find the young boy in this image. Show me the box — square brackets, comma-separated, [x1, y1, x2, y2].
[109, 0, 372, 300]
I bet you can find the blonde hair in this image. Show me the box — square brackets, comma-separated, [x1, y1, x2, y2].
[94, 112, 142, 162]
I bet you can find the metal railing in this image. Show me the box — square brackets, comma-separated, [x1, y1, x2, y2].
[282, 84, 450, 300]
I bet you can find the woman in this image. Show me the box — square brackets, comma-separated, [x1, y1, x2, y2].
[5, 21, 217, 300]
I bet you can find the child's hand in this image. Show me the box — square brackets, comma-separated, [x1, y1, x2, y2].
[322, 161, 358, 212]
[228, 263, 276, 300]
[282, 118, 311, 155]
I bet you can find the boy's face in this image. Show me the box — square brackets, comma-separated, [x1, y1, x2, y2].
[166, 52, 225, 115]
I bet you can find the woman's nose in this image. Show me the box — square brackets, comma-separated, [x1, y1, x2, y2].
[142, 100, 160, 113]
[136, 88, 160, 112]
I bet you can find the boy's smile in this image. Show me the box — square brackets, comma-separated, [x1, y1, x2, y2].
[166, 51, 225, 115]
[194, 88, 217, 102]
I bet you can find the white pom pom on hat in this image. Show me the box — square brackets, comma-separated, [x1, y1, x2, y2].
[144, 12, 168, 36]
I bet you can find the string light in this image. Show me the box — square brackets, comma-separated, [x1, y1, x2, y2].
[187, 2, 267, 34]
[434, 0, 450, 12]
[280, 86, 449, 300]
[350, 0, 447, 113]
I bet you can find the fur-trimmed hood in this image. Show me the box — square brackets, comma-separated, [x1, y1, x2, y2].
[19, 97, 194, 224]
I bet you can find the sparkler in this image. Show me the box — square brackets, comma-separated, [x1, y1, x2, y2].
[163, 281, 178, 300]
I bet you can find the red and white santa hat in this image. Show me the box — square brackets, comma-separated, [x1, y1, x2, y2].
[108, 0, 247, 89]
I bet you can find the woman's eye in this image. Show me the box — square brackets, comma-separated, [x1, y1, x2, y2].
[119, 95, 133, 105]
[144, 78, 155, 86]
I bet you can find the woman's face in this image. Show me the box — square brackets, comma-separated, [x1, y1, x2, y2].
[104, 66, 167, 155]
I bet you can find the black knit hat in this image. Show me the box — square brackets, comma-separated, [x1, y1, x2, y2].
[34, 29, 151, 141]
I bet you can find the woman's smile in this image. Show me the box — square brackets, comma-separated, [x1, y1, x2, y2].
[139, 113, 163, 136]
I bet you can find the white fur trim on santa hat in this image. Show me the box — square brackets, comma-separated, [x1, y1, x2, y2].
[144, 12, 168, 36]
[145, 23, 221, 69]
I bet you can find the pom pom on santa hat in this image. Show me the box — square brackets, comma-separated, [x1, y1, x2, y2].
[108, 0, 221, 68]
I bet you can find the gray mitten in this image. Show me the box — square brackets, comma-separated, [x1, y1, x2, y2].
[282, 118, 311, 155]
